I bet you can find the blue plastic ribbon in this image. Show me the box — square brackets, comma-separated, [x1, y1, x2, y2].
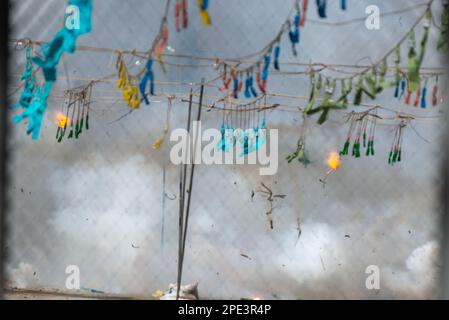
[139, 59, 155, 105]
[244, 74, 252, 98]
[398, 79, 406, 99]
[421, 85, 427, 108]
[201, 0, 209, 10]
[273, 44, 281, 70]
[288, 11, 300, 56]
[316, 0, 327, 18]
[233, 77, 239, 99]
[394, 81, 400, 98]
[14, 0, 92, 140]
[341, 0, 347, 10]
[13, 47, 36, 110]
[262, 54, 271, 81]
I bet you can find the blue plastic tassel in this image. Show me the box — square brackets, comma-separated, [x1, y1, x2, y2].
[216, 125, 233, 152]
[244, 74, 252, 98]
[139, 58, 154, 105]
[243, 133, 249, 155]
[273, 43, 281, 70]
[256, 120, 267, 150]
[394, 81, 400, 98]
[420, 82, 427, 108]
[398, 79, 406, 99]
[13, 82, 53, 140]
[288, 10, 300, 56]
[244, 72, 258, 98]
[219, 123, 226, 151]
[341, 0, 347, 10]
[233, 77, 239, 99]
[262, 54, 271, 81]
[254, 126, 260, 152]
[14, 0, 92, 140]
[316, 0, 327, 18]
[14, 47, 36, 110]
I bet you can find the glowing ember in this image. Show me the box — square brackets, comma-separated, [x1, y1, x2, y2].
[55, 112, 69, 128]
[327, 151, 341, 171]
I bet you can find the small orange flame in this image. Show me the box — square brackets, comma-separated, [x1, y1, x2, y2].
[55, 112, 69, 128]
[327, 151, 341, 171]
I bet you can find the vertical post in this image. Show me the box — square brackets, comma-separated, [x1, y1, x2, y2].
[0, 0, 9, 300]
[176, 80, 204, 300]
[177, 89, 193, 300]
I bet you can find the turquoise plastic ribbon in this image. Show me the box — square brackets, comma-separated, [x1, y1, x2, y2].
[14, 0, 92, 140]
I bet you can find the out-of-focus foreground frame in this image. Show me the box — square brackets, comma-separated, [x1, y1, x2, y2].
[443, 43, 449, 299]
[0, 0, 8, 300]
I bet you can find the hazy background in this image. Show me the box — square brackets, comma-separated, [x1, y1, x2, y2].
[4, 0, 448, 299]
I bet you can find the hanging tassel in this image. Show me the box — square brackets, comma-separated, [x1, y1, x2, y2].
[182, 0, 188, 29]
[316, 0, 327, 18]
[392, 46, 401, 98]
[244, 73, 251, 98]
[404, 89, 412, 105]
[300, 0, 308, 26]
[86, 107, 90, 130]
[244, 71, 257, 98]
[198, 0, 212, 26]
[413, 87, 421, 107]
[394, 80, 400, 98]
[273, 42, 281, 70]
[232, 72, 239, 99]
[262, 52, 271, 81]
[288, 6, 300, 56]
[237, 73, 243, 93]
[14, 0, 92, 140]
[437, 1, 449, 52]
[256, 65, 265, 93]
[398, 78, 406, 100]
[420, 80, 427, 108]
[175, 0, 181, 32]
[341, 0, 347, 10]
[432, 76, 439, 106]
[407, 31, 419, 93]
[219, 64, 230, 92]
[15, 46, 36, 110]
[155, 20, 169, 73]
[407, 10, 430, 92]
[139, 58, 154, 105]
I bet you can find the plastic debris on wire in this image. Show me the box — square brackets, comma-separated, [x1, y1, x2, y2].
[55, 83, 93, 143]
[340, 109, 379, 159]
[216, 101, 267, 157]
[388, 118, 411, 165]
[13, 0, 92, 140]
[175, 0, 188, 32]
[198, 0, 211, 26]
[139, 58, 155, 105]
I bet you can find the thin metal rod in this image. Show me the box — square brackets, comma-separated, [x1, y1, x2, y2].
[0, 0, 9, 300]
[181, 80, 204, 257]
[176, 81, 204, 300]
[176, 88, 193, 300]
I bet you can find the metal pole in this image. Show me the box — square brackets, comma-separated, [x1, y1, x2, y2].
[176, 88, 193, 300]
[176, 81, 204, 300]
[0, 0, 9, 300]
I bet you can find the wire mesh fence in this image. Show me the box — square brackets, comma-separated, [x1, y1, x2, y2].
[4, 0, 448, 299]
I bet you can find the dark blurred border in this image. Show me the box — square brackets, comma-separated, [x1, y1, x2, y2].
[441, 52, 449, 300]
[0, 0, 9, 300]
[442, 1, 449, 299]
